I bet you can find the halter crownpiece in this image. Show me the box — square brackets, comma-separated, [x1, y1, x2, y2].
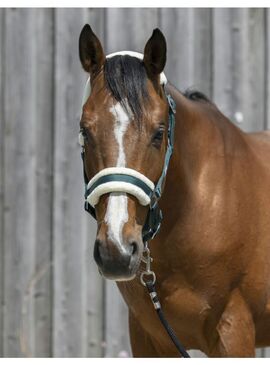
[79, 51, 175, 243]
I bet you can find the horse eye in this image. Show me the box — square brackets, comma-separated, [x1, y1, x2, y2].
[81, 128, 90, 142]
[152, 128, 164, 146]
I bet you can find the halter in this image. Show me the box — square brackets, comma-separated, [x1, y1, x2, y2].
[79, 51, 176, 244]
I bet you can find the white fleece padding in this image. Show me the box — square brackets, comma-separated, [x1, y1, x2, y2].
[85, 167, 155, 207]
[86, 181, 151, 207]
[81, 50, 167, 108]
[81, 77, 91, 109]
[86, 167, 155, 191]
[106, 51, 167, 85]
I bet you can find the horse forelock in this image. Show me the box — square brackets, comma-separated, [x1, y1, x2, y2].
[103, 55, 151, 122]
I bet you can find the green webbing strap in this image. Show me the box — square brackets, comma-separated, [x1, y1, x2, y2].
[81, 151, 97, 219]
[142, 92, 176, 242]
[151, 93, 176, 204]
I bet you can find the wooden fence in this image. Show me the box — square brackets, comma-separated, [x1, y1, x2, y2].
[0, 7, 269, 357]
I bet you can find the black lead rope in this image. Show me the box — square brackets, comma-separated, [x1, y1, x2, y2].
[145, 281, 190, 358]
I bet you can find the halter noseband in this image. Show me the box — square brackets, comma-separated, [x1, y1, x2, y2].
[85, 167, 155, 207]
[79, 51, 176, 243]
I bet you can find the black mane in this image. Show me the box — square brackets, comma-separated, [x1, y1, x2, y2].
[183, 88, 210, 103]
[104, 55, 149, 121]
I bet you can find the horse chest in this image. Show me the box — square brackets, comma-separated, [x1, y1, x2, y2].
[118, 278, 211, 349]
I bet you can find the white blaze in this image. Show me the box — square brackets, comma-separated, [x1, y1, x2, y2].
[104, 103, 130, 249]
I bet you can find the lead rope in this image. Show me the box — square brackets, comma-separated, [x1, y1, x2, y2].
[140, 245, 190, 358]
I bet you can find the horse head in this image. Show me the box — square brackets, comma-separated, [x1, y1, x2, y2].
[78, 24, 171, 281]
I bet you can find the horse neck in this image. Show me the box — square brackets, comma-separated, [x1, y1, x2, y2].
[164, 84, 218, 196]
[159, 84, 245, 234]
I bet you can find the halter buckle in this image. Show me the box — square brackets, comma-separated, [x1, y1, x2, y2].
[166, 94, 176, 114]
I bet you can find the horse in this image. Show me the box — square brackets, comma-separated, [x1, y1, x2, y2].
[78, 24, 270, 357]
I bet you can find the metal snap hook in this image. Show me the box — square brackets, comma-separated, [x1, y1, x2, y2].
[140, 246, 156, 286]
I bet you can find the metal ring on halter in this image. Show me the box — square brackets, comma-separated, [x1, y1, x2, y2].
[140, 271, 156, 286]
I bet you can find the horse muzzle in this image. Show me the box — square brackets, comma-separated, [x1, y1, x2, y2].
[94, 233, 142, 281]
[84, 167, 153, 280]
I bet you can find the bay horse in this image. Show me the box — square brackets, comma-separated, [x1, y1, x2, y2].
[78, 24, 270, 357]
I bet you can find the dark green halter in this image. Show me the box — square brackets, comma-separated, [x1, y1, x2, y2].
[81, 91, 176, 244]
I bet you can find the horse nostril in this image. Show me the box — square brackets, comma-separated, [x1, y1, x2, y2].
[130, 241, 139, 256]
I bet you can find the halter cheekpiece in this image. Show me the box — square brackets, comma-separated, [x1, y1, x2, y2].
[79, 51, 176, 243]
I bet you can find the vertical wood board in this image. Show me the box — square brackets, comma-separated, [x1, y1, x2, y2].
[30, 9, 54, 357]
[160, 8, 212, 97]
[3, 9, 38, 356]
[53, 8, 91, 357]
[0, 7, 5, 357]
[212, 8, 234, 121]
[229, 9, 265, 132]
[105, 8, 159, 54]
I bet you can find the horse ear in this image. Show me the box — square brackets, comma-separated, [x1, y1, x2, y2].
[79, 24, 105, 76]
[143, 28, 167, 80]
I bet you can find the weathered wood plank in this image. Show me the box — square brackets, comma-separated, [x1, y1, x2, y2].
[263, 347, 270, 357]
[256, 348, 265, 357]
[228, 9, 265, 132]
[0, 7, 4, 358]
[2, 8, 53, 356]
[53, 8, 96, 357]
[104, 283, 131, 358]
[212, 9, 234, 121]
[160, 8, 212, 97]
[88, 8, 105, 43]
[244, 9, 265, 132]
[30, 9, 54, 357]
[105, 8, 159, 54]
[230, 9, 249, 130]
